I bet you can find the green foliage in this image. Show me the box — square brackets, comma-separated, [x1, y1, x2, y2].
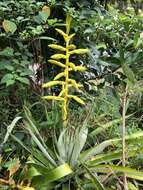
[0, 0, 143, 190]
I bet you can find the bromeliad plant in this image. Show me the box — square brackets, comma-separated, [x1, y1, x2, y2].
[42, 15, 89, 125]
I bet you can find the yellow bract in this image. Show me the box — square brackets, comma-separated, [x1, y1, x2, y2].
[42, 15, 89, 126]
[68, 44, 76, 50]
[42, 81, 64, 88]
[70, 49, 89, 55]
[75, 66, 86, 71]
[55, 28, 67, 38]
[48, 60, 65, 68]
[68, 62, 76, 70]
[68, 79, 81, 90]
[42, 96, 64, 101]
[54, 72, 65, 80]
[48, 44, 66, 51]
[51, 54, 66, 60]
[68, 95, 85, 105]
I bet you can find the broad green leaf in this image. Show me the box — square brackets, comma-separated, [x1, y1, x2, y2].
[0, 47, 14, 57]
[26, 167, 41, 179]
[16, 77, 30, 85]
[31, 163, 72, 183]
[122, 63, 135, 84]
[2, 20, 17, 34]
[6, 79, 15, 86]
[20, 70, 33, 76]
[128, 182, 138, 190]
[43, 163, 72, 182]
[4, 65, 14, 71]
[1, 73, 13, 83]
[39, 12, 48, 23]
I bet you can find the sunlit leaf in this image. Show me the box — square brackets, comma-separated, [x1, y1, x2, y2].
[2, 20, 17, 34]
[42, 5, 51, 17]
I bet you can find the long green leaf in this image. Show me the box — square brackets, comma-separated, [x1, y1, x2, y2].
[3, 117, 22, 144]
[86, 147, 142, 166]
[80, 132, 143, 161]
[89, 164, 143, 181]
[83, 164, 105, 190]
[43, 163, 73, 183]
[26, 126, 56, 166]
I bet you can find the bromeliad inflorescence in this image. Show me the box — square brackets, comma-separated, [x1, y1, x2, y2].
[42, 15, 89, 126]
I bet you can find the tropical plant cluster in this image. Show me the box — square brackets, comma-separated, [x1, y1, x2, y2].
[0, 0, 143, 190]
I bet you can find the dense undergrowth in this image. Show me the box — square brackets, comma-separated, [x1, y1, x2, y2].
[0, 0, 143, 190]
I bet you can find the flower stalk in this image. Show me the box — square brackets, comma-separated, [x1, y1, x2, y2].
[42, 14, 89, 126]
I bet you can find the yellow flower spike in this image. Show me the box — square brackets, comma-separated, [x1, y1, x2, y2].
[42, 81, 65, 88]
[51, 54, 66, 60]
[48, 44, 66, 51]
[42, 14, 89, 127]
[69, 49, 89, 55]
[48, 59, 65, 68]
[42, 96, 64, 101]
[54, 72, 65, 80]
[68, 95, 85, 105]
